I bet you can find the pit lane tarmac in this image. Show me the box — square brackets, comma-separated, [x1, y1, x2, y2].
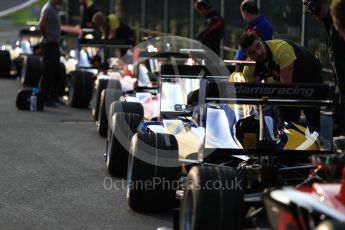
[0, 78, 172, 229]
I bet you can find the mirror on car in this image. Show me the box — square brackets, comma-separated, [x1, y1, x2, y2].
[174, 104, 189, 112]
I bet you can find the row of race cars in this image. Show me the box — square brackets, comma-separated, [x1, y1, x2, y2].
[6, 27, 345, 229]
[89, 37, 345, 230]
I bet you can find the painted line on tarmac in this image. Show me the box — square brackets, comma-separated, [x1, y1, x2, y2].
[0, 0, 38, 18]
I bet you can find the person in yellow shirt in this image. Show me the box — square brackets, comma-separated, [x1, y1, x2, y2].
[92, 11, 135, 56]
[239, 33, 323, 131]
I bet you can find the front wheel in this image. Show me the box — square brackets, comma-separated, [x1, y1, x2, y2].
[106, 112, 143, 177]
[68, 70, 94, 108]
[97, 89, 122, 138]
[127, 132, 181, 212]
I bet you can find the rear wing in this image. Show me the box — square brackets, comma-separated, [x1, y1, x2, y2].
[224, 59, 256, 72]
[200, 80, 335, 106]
[160, 64, 211, 78]
[79, 38, 132, 49]
[160, 60, 256, 79]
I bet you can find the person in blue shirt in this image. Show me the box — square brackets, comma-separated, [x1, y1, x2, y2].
[234, 0, 273, 60]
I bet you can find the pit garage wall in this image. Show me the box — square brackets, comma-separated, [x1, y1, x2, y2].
[66, 0, 332, 81]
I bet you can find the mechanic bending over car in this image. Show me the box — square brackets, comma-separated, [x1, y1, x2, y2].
[234, 0, 274, 60]
[91, 11, 135, 56]
[304, 0, 345, 138]
[194, 0, 224, 56]
[239, 33, 323, 131]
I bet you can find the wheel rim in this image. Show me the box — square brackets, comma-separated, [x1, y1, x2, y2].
[182, 190, 194, 230]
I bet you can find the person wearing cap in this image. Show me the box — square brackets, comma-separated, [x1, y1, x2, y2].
[194, 0, 224, 56]
[304, 0, 345, 138]
[92, 11, 135, 56]
[239, 33, 323, 131]
[234, 0, 273, 60]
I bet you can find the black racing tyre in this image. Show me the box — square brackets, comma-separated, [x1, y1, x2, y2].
[316, 220, 345, 230]
[106, 112, 143, 177]
[105, 101, 144, 176]
[68, 70, 94, 108]
[106, 101, 116, 143]
[92, 78, 108, 121]
[127, 132, 181, 212]
[13, 57, 23, 78]
[107, 101, 144, 135]
[21, 56, 42, 87]
[97, 89, 122, 138]
[57, 62, 67, 97]
[112, 101, 144, 117]
[107, 78, 122, 90]
[92, 78, 121, 120]
[16, 87, 44, 111]
[179, 166, 244, 230]
[0, 50, 11, 78]
[108, 101, 116, 130]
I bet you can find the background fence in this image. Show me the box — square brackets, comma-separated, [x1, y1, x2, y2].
[67, 0, 333, 79]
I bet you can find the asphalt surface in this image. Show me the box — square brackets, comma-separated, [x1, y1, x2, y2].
[0, 0, 28, 12]
[0, 29, 18, 44]
[0, 0, 34, 44]
[0, 3, 172, 229]
[0, 78, 173, 229]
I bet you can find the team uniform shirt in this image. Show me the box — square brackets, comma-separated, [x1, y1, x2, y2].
[108, 14, 121, 30]
[40, 2, 61, 43]
[107, 14, 135, 46]
[235, 16, 274, 60]
[243, 39, 323, 131]
[243, 39, 322, 84]
[196, 9, 224, 56]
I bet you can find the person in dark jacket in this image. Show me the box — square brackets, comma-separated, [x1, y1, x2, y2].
[234, 0, 273, 60]
[304, 0, 345, 137]
[331, 0, 345, 40]
[80, 0, 97, 28]
[39, 0, 63, 107]
[194, 0, 224, 56]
